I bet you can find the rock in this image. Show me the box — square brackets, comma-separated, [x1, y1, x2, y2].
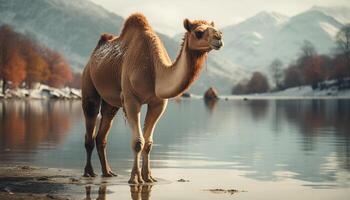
[46, 194, 69, 200]
[177, 178, 190, 182]
[19, 165, 33, 170]
[181, 92, 192, 98]
[204, 87, 219, 100]
[205, 188, 245, 195]
[37, 176, 50, 181]
[69, 177, 80, 183]
[4, 187, 14, 195]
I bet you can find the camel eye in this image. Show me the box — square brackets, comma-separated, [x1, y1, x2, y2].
[195, 31, 204, 39]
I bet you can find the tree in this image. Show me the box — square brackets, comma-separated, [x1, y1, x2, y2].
[283, 66, 303, 88]
[0, 25, 18, 93]
[24, 50, 50, 88]
[269, 59, 283, 89]
[44, 50, 72, 88]
[232, 82, 248, 95]
[3, 51, 26, 88]
[336, 24, 350, 71]
[247, 72, 270, 94]
[303, 55, 325, 89]
[68, 72, 82, 89]
[332, 54, 348, 82]
[300, 40, 317, 59]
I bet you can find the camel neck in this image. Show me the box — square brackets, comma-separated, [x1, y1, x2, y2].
[154, 35, 207, 99]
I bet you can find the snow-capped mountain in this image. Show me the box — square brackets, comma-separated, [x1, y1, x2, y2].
[310, 6, 350, 24]
[223, 11, 289, 45]
[218, 8, 346, 73]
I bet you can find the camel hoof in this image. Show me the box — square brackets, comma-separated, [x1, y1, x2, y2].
[142, 175, 157, 183]
[102, 171, 118, 177]
[83, 172, 97, 177]
[128, 176, 145, 184]
[83, 166, 97, 177]
[150, 176, 157, 182]
[143, 178, 154, 183]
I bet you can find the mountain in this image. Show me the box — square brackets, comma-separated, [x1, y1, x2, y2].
[310, 6, 350, 24]
[0, 0, 177, 70]
[218, 9, 345, 74]
[223, 11, 289, 45]
[0, 0, 242, 94]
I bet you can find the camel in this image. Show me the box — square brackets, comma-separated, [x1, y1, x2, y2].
[82, 13, 223, 184]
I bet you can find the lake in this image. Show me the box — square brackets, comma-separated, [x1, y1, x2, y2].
[0, 99, 349, 199]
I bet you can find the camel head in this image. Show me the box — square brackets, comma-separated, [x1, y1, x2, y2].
[183, 18, 223, 51]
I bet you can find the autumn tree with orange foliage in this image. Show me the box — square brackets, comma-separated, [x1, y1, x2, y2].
[3, 51, 27, 88]
[69, 72, 82, 89]
[44, 49, 73, 88]
[0, 24, 76, 93]
[22, 44, 50, 88]
[0, 25, 20, 92]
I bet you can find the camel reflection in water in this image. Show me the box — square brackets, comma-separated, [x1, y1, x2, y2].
[84, 185, 153, 200]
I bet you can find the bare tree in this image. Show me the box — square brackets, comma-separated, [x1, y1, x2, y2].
[300, 40, 317, 58]
[269, 59, 283, 89]
[336, 24, 350, 69]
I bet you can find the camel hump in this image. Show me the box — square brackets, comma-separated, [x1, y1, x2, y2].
[97, 33, 115, 46]
[122, 13, 151, 30]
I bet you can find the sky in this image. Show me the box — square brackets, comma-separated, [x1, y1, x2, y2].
[90, 0, 349, 36]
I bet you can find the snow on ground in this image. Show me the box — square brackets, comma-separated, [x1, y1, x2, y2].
[187, 84, 350, 100]
[226, 86, 350, 99]
[1, 84, 81, 99]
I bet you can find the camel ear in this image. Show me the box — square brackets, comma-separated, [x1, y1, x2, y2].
[210, 21, 215, 27]
[183, 18, 193, 32]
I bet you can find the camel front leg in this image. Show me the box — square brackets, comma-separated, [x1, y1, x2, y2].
[142, 100, 167, 182]
[124, 95, 145, 184]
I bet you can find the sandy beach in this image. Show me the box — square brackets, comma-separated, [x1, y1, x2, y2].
[1, 165, 349, 200]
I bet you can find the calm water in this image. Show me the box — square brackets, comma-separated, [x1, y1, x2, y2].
[0, 99, 349, 199]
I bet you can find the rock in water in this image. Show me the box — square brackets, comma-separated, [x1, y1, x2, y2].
[204, 87, 219, 100]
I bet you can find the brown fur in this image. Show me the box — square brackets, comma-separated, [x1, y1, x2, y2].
[120, 13, 152, 34]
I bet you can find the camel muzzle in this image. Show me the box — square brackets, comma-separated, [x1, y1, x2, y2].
[210, 39, 224, 50]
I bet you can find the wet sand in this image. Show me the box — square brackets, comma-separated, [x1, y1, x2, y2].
[1, 165, 349, 200]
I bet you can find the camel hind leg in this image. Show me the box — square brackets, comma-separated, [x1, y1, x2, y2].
[96, 100, 119, 177]
[82, 67, 101, 177]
